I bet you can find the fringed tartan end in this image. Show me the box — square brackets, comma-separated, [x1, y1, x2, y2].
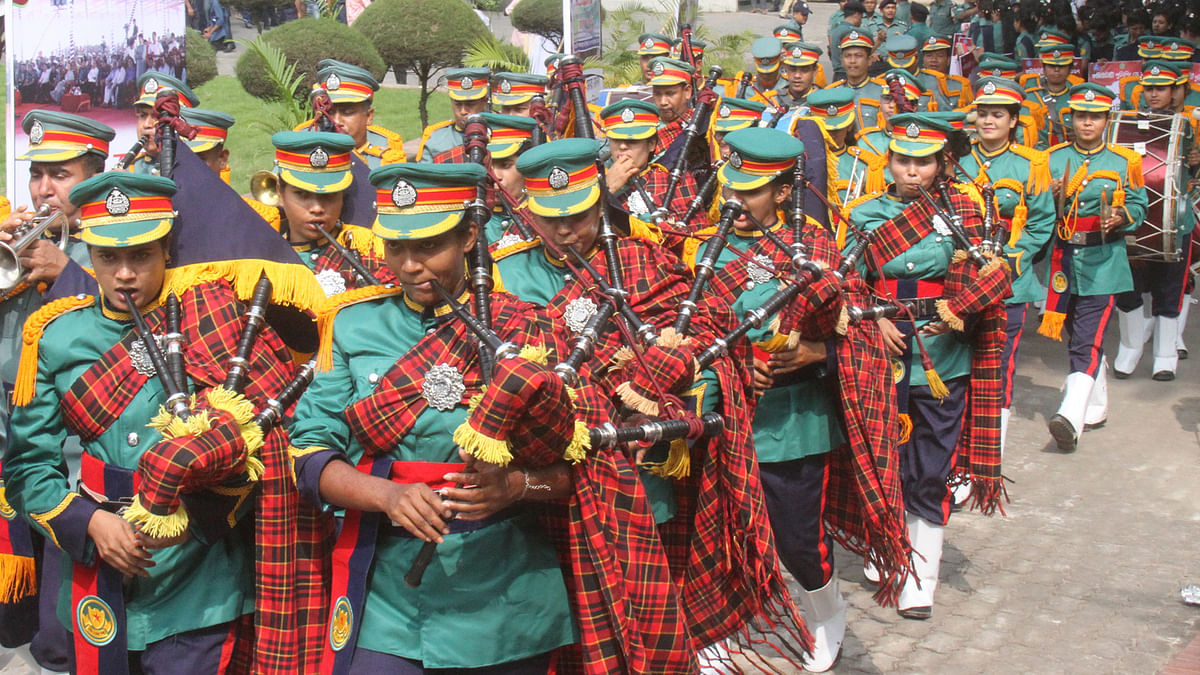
[952, 249, 969, 264]
[643, 438, 691, 479]
[615, 380, 661, 416]
[123, 495, 190, 539]
[205, 387, 265, 480]
[452, 422, 514, 466]
[563, 420, 590, 464]
[835, 305, 850, 336]
[0, 554, 36, 603]
[1038, 310, 1066, 341]
[935, 299, 965, 332]
[968, 474, 1009, 516]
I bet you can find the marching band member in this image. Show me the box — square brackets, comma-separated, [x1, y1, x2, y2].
[647, 57, 697, 156]
[878, 35, 943, 112]
[827, 29, 885, 118]
[916, 35, 972, 110]
[857, 69, 925, 158]
[1042, 83, 1148, 452]
[491, 72, 549, 117]
[1024, 43, 1078, 149]
[416, 67, 491, 162]
[128, 72, 200, 176]
[724, 36, 784, 104]
[776, 41, 825, 110]
[476, 112, 540, 244]
[804, 87, 886, 212]
[714, 96, 767, 157]
[309, 59, 407, 168]
[636, 33, 675, 84]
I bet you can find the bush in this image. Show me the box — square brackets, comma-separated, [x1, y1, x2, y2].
[355, 0, 489, 127]
[185, 29, 219, 89]
[235, 18, 386, 101]
[511, 0, 563, 44]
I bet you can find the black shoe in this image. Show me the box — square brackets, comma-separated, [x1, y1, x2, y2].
[1047, 414, 1077, 452]
[1179, 347, 1188, 360]
[1152, 370, 1175, 381]
[898, 605, 932, 620]
[1113, 369, 1131, 379]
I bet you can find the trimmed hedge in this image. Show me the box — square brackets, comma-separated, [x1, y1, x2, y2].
[185, 28, 218, 89]
[235, 18, 387, 101]
[511, 0, 563, 43]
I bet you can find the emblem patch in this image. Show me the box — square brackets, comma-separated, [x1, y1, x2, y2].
[29, 120, 44, 145]
[1083, 89, 1095, 102]
[563, 296, 599, 334]
[0, 481, 15, 521]
[548, 166, 570, 190]
[719, 104, 731, 118]
[105, 187, 131, 216]
[325, 73, 341, 90]
[620, 107, 636, 123]
[905, 123, 921, 138]
[500, 80, 512, 93]
[143, 78, 160, 95]
[310, 146, 330, 168]
[1052, 50, 1062, 59]
[848, 30, 859, 40]
[494, 232, 525, 250]
[129, 334, 166, 376]
[1051, 270, 1069, 294]
[653, 61, 666, 76]
[891, 357, 906, 384]
[76, 596, 117, 647]
[461, 78, 474, 90]
[792, 47, 803, 58]
[315, 269, 347, 297]
[932, 214, 952, 237]
[729, 151, 743, 169]
[746, 254, 775, 287]
[927, 37, 937, 45]
[1150, 66, 1161, 75]
[422, 363, 465, 411]
[329, 596, 352, 651]
[392, 179, 418, 208]
[982, 81, 997, 95]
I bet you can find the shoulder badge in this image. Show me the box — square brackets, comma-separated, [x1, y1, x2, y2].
[494, 232, 525, 250]
[29, 120, 44, 145]
[422, 363, 465, 411]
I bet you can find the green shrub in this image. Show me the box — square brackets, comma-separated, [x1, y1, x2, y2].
[185, 29, 218, 89]
[355, 0, 489, 128]
[235, 18, 386, 101]
[511, 0, 563, 44]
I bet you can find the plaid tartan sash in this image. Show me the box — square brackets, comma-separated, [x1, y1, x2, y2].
[311, 239, 397, 291]
[864, 196, 939, 270]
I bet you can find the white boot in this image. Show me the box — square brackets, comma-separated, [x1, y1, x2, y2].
[999, 407, 1011, 459]
[951, 479, 972, 508]
[697, 640, 736, 674]
[863, 560, 879, 584]
[1084, 360, 1108, 429]
[897, 513, 945, 619]
[1048, 372, 1094, 452]
[1178, 296, 1191, 359]
[798, 577, 847, 672]
[1152, 315, 1180, 381]
[1114, 308, 1147, 377]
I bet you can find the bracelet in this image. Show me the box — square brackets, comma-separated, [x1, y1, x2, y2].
[521, 470, 552, 501]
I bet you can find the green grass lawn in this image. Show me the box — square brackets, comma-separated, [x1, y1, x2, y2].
[194, 75, 451, 192]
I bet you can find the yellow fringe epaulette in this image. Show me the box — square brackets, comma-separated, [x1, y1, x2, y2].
[682, 225, 719, 270]
[338, 223, 384, 259]
[1008, 145, 1051, 193]
[160, 260, 327, 316]
[1107, 144, 1145, 189]
[855, 147, 888, 195]
[0, 196, 10, 220]
[1047, 140, 1072, 155]
[491, 237, 541, 261]
[243, 196, 282, 233]
[415, 119, 454, 162]
[316, 285, 404, 371]
[368, 124, 407, 163]
[219, 166, 232, 186]
[13, 295, 95, 406]
[855, 125, 884, 141]
[838, 192, 881, 249]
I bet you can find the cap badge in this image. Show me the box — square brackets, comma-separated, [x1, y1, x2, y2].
[29, 120, 44, 145]
[620, 107, 636, 123]
[1083, 89, 1096, 101]
[104, 188, 131, 216]
[325, 73, 341, 90]
[143, 78, 160, 94]
[848, 31, 859, 40]
[1170, 42, 1178, 50]
[719, 104, 731, 118]
[729, 151, 743, 169]
[792, 47, 803, 58]
[643, 38, 655, 48]
[1150, 66, 1161, 75]
[422, 363, 466, 412]
[309, 146, 330, 168]
[653, 61, 666, 76]
[906, 122, 921, 138]
[1052, 50, 1062, 58]
[548, 166, 570, 190]
[982, 81, 997, 95]
[461, 78, 474, 91]
[927, 36, 937, 45]
[826, 104, 839, 116]
[500, 80, 512, 93]
[392, 179, 417, 208]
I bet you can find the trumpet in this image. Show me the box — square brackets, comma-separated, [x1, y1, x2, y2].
[249, 169, 281, 207]
[0, 204, 69, 291]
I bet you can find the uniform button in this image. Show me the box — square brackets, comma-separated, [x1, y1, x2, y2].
[127, 432, 139, 446]
[426, 328, 436, 335]
[906, 262, 915, 271]
[310, 252, 319, 261]
[936, 236, 943, 243]
[368, 373, 379, 384]
[983, 161, 991, 169]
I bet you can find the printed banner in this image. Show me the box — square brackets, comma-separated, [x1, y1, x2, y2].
[1089, 61, 1142, 95]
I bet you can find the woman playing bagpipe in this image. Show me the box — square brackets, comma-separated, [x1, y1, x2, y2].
[954, 77, 1056, 457]
[267, 131, 395, 298]
[289, 162, 702, 673]
[842, 112, 1011, 619]
[3, 172, 300, 672]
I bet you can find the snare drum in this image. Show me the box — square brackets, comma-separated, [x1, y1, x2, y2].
[1107, 111, 1188, 262]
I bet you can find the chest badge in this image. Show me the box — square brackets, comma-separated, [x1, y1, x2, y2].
[128, 334, 166, 377]
[747, 254, 776, 287]
[315, 268, 347, 297]
[562, 296, 599, 334]
[422, 363, 465, 411]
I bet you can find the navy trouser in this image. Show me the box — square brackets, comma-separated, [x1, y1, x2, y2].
[1115, 254, 1192, 318]
[901, 377, 968, 527]
[350, 648, 552, 674]
[1065, 294, 1115, 376]
[1000, 303, 1026, 409]
[758, 453, 834, 591]
[132, 619, 239, 674]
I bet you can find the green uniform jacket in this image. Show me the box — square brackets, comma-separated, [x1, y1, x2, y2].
[288, 293, 575, 667]
[417, 123, 464, 163]
[1047, 142, 1149, 295]
[927, 0, 957, 35]
[958, 142, 1057, 303]
[4, 300, 252, 650]
[847, 192, 972, 384]
[1027, 86, 1072, 150]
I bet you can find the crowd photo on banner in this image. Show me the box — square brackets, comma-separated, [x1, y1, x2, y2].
[0, 0, 1197, 672]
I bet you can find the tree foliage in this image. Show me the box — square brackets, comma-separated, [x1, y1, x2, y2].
[184, 28, 218, 89]
[354, 0, 489, 128]
[235, 18, 386, 101]
[511, 0, 564, 44]
[463, 35, 532, 74]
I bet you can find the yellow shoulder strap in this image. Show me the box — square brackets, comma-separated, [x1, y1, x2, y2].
[492, 238, 541, 261]
[316, 285, 404, 371]
[415, 120, 454, 162]
[1107, 144, 1144, 189]
[14, 295, 95, 406]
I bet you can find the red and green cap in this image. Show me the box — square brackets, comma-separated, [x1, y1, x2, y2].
[270, 131, 355, 193]
[1158, 38, 1196, 63]
[888, 112, 953, 157]
[647, 57, 695, 86]
[18, 109, 114, 162]
[370, 162, 485, 240]
[1036, 27, 1071, 49]
[179, 108, 234, 153]
[884, 35, 920, 69]
[135, 71, 198, 108]
[840, 29, 874, 52]
[773, 23, 804, 42]
[638, 33, 674, 56]
[714, 96, 767, 133]
[973, 76, 1025, 106]
[445, 67, 491, 101]
[977, 54, 1019, 78]
[883, 69, 925, 102]
[71, 172, 176, 247]
[1038, 42, 1075, 65]
[1140, 59, 1184, 87]
[719, 127, 804, 191]
[753, 36, 785, 72]
[781, 41, 822, 67]
[926, 110, 966, 131]
[545, 53, 564, 78]
[601, 99, 660, 140]
[921, 34, 952, 52]
[806, 87, 857, 130]
[493, 72, 549, 105]
[1066, 82, 1114, 112]
[316, 59, 380, 104]
[674, 38, 707, 60]
[516, 138, 603, 217]
[479, 112, 537, 159]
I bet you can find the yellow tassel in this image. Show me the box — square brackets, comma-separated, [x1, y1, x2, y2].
[243, 452, 265, 482]
[0, 553, 37, 603]
[452, 422, 514, 466]
[836, 305, 849, 336]
[616, 380, 662, 416]
[13, 294, 94, 406]
[935, 299, 965, 332]
[563, 419, 591, 464]
[1009, 203, 1027, 249]
[656, 327, 688, 349]
[628, 214, 664, 245]
[1038, 310, 1066, 341]
[517, 343, 550, 365]
[925, 366, 950, 400]
[206, 388, 265, 471]
[952, 250, 968, 264]
[123, 495, 190, 539]
[898, 413, 913, 445]
[645, 438, 691, 479]
[147, 400, 210, 439]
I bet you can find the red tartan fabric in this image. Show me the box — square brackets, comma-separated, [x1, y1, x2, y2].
[431, 145, 468, 164]
[339, 291, 694, 673]
[465, 358, 578, 462]
[655, 111, 692, 157]
[60, 324, 155, 441]
[311, 236, 398, 290]
[635, 164, 706, 256]
[135, 411, 249, 516]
